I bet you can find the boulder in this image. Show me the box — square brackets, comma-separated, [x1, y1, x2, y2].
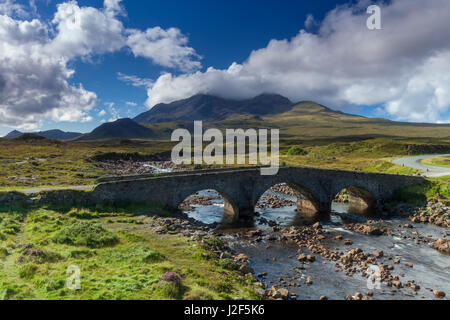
[373, 250, 384, 258]
[267, 286, 289, 300]
[434, 290, 446, 299]
[431, 238, 450, 254]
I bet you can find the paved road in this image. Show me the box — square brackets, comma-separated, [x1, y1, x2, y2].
[16, 185, 95, 195]
[392, 154, 450, 177]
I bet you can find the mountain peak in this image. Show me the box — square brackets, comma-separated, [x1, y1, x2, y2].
[4, 130, 23, 139]
[77, 118, 154, 141]
[134, 93, 294, 124]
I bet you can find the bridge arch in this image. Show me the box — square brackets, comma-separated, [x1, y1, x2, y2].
[176, 188, 240, 223]
[332, 185, 377, 214]
[254, 181, 323, 217]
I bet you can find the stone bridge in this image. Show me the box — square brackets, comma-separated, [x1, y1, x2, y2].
[90, 167, 424, 221]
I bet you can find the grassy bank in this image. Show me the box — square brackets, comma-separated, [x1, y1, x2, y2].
[279, 138, 430, 174]
[0, 204, 260, 300]
[422, 156, 450, 168]
[392, 175, 450, 204]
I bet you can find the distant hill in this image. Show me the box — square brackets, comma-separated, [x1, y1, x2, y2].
[13, 133, 48, 142]
[36, 130, 82, 140]
[4, 130, 23, 139]
[133, 94, 294, 124]
[76, 118, 155, 141]
[4, 129, 82, 140]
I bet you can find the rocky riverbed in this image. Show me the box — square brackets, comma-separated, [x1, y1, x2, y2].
[409, 199, 450, 228]
[95, 160, 178, 176]
[179, 188, 449, 300]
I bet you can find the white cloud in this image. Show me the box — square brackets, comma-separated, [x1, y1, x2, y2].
[0, 0, 29, 18]
[0, 0, 201, 129]
[0, 14, 97, 130]
[103, 0, 125, 16]
[304, 14, 318, 29]
[117, 72, 153, 87]
[126, 101, 137, 106]
[48, 0, 126, 59]
[144, 0, 450, 122]
[98, 109, 106, 116]
[126, 27, 201, 72]
[105, 102, 120, 121]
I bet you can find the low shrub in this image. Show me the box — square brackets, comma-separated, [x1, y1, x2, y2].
[218, 258, 237, 270]
[67, 249, 96, 259]
[18, 264, 38, 279]
[0, 216, 21, 235]
[204, 237, 223, 248]
[142, 250, 165, 263]
[17, 248, 62, 264]
[52, 221, 119, 248]
[287, 146, 308, 156]
[0, 247, 8, 258]
[153, 280, 182, 300]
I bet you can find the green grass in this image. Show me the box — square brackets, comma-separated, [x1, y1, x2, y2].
[52, 221, 119, 248]
[365, 160, 418, 175]
[0, 138, 174, 189]
[393, 177, 450, 204]
[287, 146, 308, 156]
[0, 207, 261, 300]
[278, 138, 434, 173]
[422, 156, 450, 168]
[2, 126, 450, 190]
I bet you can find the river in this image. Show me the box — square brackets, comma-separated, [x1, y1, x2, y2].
[184, 190, 450, 300]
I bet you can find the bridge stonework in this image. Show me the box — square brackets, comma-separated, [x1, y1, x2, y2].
[90, 167, 424, 221]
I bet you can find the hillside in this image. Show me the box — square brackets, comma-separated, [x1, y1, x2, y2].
[77, 118, 155, 141]
[133, 94, 293, 123]
[264, 102, 450, 140]
[4, 129, 82, 140]
[135, 97, 450, 140]
[4, 130, 23, 139]
[13, 133, 48, 142]
[65, 94, 450, 141]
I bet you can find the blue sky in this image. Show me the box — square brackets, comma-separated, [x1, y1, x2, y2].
[1, 0, 450, 136]
[66, 0, 352, 131]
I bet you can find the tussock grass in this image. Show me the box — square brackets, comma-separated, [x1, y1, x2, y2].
[393, 179, 450, 204]
[0, 207, 259, 300]
[52, 221, 120, 248]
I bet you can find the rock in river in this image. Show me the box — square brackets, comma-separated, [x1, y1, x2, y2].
[431, 238, 450, 254]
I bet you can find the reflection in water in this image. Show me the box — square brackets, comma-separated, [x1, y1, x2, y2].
[183, 190, 225, 225]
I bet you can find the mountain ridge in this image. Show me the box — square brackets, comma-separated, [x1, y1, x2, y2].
[76, 118, 155, 141]
[133, 93, 295, 124]
[7, 94, 449, 142]
[4, 129, 82, 140]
